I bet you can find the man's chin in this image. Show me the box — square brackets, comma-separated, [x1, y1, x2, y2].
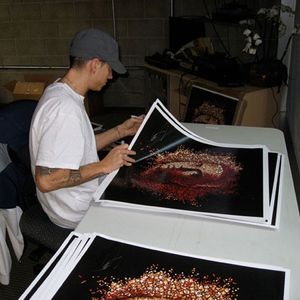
[95, 85, 104, 91]
[90, 83, 106, 92]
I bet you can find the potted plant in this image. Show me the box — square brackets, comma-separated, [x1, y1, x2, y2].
[239, 4, 294, 88]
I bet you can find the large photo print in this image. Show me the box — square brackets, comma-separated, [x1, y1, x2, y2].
[21, 233, 289, 300]
[94, 100, 282, 227]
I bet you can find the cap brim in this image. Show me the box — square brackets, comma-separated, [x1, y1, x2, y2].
[108, 60, 127, 74]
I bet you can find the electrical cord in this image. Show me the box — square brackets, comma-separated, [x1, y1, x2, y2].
[202, 0, 233, 59]
[280, 32, 295, 62]
[178, 72, 190, 114]
[271, 87, 279, 128]
[178, 72, 205, 120]
[183, 75, 200, 95]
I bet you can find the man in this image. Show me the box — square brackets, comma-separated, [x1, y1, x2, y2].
[29, 28, 143, 229]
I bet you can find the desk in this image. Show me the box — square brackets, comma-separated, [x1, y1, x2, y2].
[144, 64, 282, 127]
[76, 124, 300, 299]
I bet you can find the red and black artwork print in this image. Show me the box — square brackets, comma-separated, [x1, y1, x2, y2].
[81, 265, 238, 300]
[131, 146, 243, 206]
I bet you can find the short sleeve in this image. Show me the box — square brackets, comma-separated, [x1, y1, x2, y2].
[36, 112, 84, 170]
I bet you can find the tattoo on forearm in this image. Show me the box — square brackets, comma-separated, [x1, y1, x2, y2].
[36, 166, 83, 186]
[68, 169, 82, 184]
[36, 164, 105, 190]
[36, 166, 59, 176]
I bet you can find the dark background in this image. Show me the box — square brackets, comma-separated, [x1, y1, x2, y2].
[53, 235, 287, 300]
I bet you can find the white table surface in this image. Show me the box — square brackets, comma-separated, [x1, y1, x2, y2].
[76, 123, 300, 299]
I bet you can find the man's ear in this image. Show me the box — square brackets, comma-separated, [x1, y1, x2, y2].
[90, 58, 104, 74]
[89, 58, 97, 74]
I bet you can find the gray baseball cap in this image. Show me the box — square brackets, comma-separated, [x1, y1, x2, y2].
[70, 28, 126, 74]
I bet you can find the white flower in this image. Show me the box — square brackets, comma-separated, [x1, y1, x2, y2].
[269, 7, 279, 18]
[240, 4, 295, 58]
[239, 19, 248, 25]
[245, 36, 252, 43]
[257, 6, 279, 19]
[257, 8, 267, 15]
[253, 33, 261, 40]
[281, 4, 294, 15]
[242, 42, 252, 53]
[278, 22, 287, 36]
[243, 29, 252, 36]
[249, 48, 257, 55]
[241, 29, 262, 55]
[255, 39, 262, 46]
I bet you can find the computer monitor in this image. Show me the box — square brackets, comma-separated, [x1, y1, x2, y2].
[169, 16, 206, 53]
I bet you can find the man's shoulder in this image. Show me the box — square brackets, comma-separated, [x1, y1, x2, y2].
[35, 83, 83, 121]
[41, 81, 80, 104]
[42, 81, 70, 99]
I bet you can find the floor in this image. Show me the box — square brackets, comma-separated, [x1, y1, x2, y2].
[0, 240, 53, 299]
[0, 108, 299, 300]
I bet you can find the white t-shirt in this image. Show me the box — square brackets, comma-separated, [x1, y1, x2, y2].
[29, 81, 99, 229]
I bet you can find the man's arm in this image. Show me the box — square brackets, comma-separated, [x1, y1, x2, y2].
[35, 163, 105, 192]
[95, 126, 122, 151]
[35, 144, 136, 192]
[95, 116, 144, 151]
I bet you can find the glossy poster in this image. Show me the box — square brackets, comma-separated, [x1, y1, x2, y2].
[184, 84, 238, 125]
[20, 233, 289, 300]
[94, 100, 282, 228]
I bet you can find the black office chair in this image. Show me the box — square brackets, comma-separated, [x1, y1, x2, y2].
[18, 181, 71, 275]
[20, 196, 72, 257]
[0, 100, 71, 268]
[18, 148, 72, 265]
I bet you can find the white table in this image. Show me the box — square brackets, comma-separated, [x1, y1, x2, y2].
[76, 124, 300, 299]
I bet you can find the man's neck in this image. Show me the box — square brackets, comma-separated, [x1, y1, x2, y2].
[61, 69, 88, 96]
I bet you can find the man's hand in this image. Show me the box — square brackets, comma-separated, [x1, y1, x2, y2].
[35, 143, 136, 193]
[95, 115, 144, 152]
[117, 115, 145, 138]
[100, 143, 136, 173]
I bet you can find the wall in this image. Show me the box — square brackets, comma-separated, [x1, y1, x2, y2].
[0, 0, 170, 68]
[286, 1, 300, 173]
[0, 0, 170, 107]
[0, 0, 279, 108]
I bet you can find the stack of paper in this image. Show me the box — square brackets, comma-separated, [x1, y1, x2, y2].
[20, 232, 289, 300]
[94, 99, 284, 228]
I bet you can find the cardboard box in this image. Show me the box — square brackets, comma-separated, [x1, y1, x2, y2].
[13, 81, 45, 101]
[24, 73, 56, 87]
